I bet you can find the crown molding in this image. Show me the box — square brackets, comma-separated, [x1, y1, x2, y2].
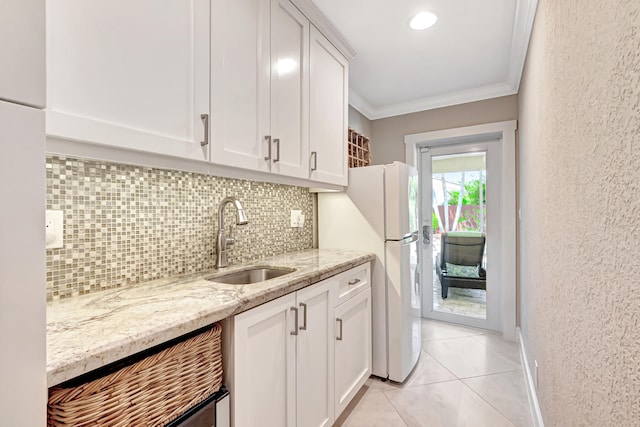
[349, 0, 538, 120]
[348, 89, 377, 119]
[355, 82, 517, 120]
[508, 0, 539, 90]
[290, 0, 357, 60]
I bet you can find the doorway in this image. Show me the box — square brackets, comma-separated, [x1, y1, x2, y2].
[404, 120, 517, 338]
[421, 144, 499, 330]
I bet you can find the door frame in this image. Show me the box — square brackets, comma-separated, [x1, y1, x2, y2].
[404, 120, 517, 341]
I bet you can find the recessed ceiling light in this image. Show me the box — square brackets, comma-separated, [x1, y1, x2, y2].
[409, 11, 438, 30]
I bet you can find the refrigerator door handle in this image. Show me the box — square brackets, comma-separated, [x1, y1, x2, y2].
[402, 231, 419, 245]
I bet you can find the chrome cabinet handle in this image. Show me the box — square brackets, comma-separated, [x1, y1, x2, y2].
[273, 138, 280, 163]
[311, 151, 317, 171]
[336, 318, 343, 341]
[264, 135, 272, 161]
[200, 114, 209, 147]
[348, 278, 361, 286]
[299, 302, 307, 330]
[290, 307, 299, 335]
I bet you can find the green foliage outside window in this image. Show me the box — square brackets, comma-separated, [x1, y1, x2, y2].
[447, 179, 486, 206]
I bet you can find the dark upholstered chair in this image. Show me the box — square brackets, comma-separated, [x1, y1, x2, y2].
[436, 232, 486, 299]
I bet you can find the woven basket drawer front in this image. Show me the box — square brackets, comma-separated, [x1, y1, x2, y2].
[48, 324, 223, 427]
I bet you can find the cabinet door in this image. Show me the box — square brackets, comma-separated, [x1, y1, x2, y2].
[309, 26, 349, 186]
[334, 287, 372, 418]
[296, 279, 334, 427]
[211, 0, 271, 172]
[46, 0, 210, 161]
[0, 0, 45, 107]
[233, 293, 297, 427]
[269, 0, 310, 179]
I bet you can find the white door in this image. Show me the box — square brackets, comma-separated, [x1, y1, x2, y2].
[334, 287, 372, 418]
[296, 280, 334, 427]
[385, 237, 421, 382]
[46, 0, 210, 161]
[270, 0, 310, 179]
[420, 143, 501, 330]
[233, 293, 297, 427]
[309, 26, 348, 186]
[211, 0, 271, 171]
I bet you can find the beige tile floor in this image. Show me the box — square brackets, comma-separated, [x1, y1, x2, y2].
[335, 319, 532, 427]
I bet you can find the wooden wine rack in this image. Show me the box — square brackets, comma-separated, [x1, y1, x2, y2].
[348, 128, 371, 168]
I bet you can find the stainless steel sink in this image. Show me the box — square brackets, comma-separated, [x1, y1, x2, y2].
[205, 267, 296, 285]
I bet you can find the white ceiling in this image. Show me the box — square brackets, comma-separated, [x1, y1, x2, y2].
[312, 0, 538, 119]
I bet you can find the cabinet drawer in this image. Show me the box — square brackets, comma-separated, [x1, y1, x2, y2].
[335, 263, 370, 306]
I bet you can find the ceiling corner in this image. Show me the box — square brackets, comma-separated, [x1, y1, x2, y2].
[348, 89, 376, 120]
[507, 0, 539, 92]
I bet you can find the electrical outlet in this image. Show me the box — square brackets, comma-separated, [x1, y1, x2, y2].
[290, 210, 304, 228]
[46, 210, 64, 249]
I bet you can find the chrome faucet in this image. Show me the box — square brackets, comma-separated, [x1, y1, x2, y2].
[216, 197, 249, 268]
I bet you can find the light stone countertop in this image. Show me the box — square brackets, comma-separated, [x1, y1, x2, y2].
[47, 249, 375, 387]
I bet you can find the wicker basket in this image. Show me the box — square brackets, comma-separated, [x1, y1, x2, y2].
[48, 324, 223, 427]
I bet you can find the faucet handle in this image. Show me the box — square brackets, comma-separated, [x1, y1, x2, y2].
[227, 225, 235, 245]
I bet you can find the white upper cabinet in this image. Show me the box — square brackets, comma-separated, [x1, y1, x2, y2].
[210, 0, 271, 172]
[309, 26, 349, 186]
[46, 0, 210, 161]
[45, 0, 351, 187]
[269, 0, 310, 179]
[0, 0, 45, 107]
[211, 0, 310, 180]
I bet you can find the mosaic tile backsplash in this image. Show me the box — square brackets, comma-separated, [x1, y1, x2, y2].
[46, 156, 314, 301]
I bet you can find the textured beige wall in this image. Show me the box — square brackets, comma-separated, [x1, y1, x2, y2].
[518, 0, 640, 424]
[369, 95, 518, 164]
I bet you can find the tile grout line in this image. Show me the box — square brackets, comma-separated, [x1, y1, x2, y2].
[459, 379, 519, 427]
[380, 387, 412, 427]
[421, 333, 486, 343]
[457, 368, 523, 381]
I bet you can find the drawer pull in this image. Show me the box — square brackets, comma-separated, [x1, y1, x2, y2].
[299, 302, 307, 330]
[200, 114, 209, 147]
[290, 307, 299, 335]
[336, 318, 343, 341]
[348, 278, 361, 286]
[264, 135, 272, 161]
[273, 138, 280, 163]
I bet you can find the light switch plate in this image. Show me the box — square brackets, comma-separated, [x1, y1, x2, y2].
[46, 209, 64, 249]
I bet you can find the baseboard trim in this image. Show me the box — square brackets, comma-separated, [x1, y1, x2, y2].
[517, 327, 545, 427]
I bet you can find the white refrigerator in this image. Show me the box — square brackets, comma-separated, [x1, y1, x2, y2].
[318, 162, 421, 382]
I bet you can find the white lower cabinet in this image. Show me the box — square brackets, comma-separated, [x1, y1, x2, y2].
[334, 287, 372, 418]
[230, 279, 334, 427]
[230, 292, 297, 427]
[227, 263, 371, 427]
